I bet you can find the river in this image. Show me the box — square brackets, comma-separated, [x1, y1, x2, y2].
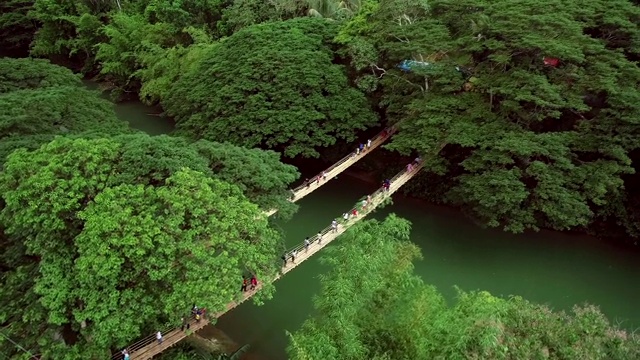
[103, 92, 640, 359]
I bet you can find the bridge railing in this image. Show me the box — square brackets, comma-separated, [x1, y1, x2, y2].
[282, 159, 415, 258]
[109, 315, 204, 360]
[290, 126, 396, 196]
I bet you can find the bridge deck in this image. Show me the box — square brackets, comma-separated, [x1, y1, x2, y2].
[265, 127, 396, 216]
[121, 162, 423, 360]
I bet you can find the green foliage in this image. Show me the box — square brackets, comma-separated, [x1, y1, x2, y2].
[108, 134, 300, 215]
[29, 0, 108, 70]
[0, 57, 82, 93]
[0, 0, 36, 55]
[0, 87, 128, 139]
[164, 17, 378, 157]
[136, 28, 214, 104]
[0, 58, 129, 164]
[344, 0, 640, 234]
[218, 0, 303, 35]
[142, 0, 226, 35]
[288, 215, 640, 359]
[0, 137, 284, 359]
[95, 12, 180, 85]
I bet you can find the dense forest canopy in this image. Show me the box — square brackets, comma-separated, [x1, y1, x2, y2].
[1, 0, 640, 358]
[0, 135, 293, 358]
[164, 17, 378, 157]
[0, 58, 130, 164]
[3, 0, 635, 238]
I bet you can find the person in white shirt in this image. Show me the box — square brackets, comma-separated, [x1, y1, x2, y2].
[156, 331, 163, 344]
[331, 220, 338, 233]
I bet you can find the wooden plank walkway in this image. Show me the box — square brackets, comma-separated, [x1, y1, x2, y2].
[265, 127, 396, 216]
[118, 161, 423, 360]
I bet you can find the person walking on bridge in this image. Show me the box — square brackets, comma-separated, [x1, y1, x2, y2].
[250, 275, 258, 290]
[317, 231, 323, 244]
[156, 331, 163, 345]
[281, 252, 287, 266]
[367, 139, 372, 149]
[304, 237, 310, 252]
[241, 275, 248, 292]
[331, 220, 338, 233]
[290, 249, 297, 263]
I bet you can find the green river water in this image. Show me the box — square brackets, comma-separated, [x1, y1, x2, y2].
[109, 94, 639, 360]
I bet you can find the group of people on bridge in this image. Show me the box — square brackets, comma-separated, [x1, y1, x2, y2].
[295, 127, 396, 200]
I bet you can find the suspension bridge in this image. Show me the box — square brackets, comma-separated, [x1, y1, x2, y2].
[266, 126, 396, 215]
[114, 129, 428, 360]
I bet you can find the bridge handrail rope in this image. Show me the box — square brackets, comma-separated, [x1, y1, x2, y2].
[110, 323, 175, 359]
[110, 315, 209, 360]
[283, 164, 411, 256]
[289, 126, 397, 197]
[119, 161, 423, 360]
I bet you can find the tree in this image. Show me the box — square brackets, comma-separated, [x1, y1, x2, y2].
[0, 57, 82, 93]
[0, 137, 283, 359]
[136, 27, 213, 105]
[0, 58, 130, 164]
[109, 134, 300, 216]
[341, 0, 640, 235]
[287, 214, 640, 359]
[164, 17, 378, 158]
[95, 12, 180, 90]
[0, 0, 37, 56]
[29, 0, 109, 71]
[217, 0, 304, 35]
[0, 87, 128, 138]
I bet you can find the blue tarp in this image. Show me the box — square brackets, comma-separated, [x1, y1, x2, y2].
[397, 60, 431, 72]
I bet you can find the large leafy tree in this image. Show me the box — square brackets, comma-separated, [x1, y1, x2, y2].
[0, 137, 284, 359]
[0, 57, 82, 93]
[0, 58, 129, 164]
[164, 17, 378, 158]
[288, 215, 640, 359]
[340, 0, 640, 234]
[110, 134, 300, 216]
